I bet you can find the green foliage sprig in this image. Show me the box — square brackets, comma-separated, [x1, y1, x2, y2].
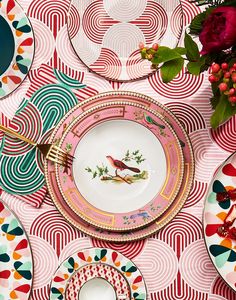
[122, 150, 145, 164]
[140, 0, 236, 128]
[140, 32, 208, 83]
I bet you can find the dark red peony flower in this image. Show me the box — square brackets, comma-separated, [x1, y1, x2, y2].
[199, 6, 236, 55]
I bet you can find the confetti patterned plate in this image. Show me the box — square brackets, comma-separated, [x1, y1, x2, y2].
[45, 91, 194, 241]
[204, 152, 236, 292]
[67, 0, 183, 81]
[0, 0, 34, 99]
[50, 247, 146, 300]
[0, 199, 33, 300]
[65, 263, 131, 299]
[55, 101, 184, 231]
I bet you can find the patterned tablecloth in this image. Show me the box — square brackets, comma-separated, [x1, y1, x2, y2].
[0, 0, 236, 299]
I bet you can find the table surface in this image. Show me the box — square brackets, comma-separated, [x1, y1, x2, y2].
[1, 0, 236, 299]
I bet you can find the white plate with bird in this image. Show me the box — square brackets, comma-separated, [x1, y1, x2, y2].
[55, 101, 184, 231]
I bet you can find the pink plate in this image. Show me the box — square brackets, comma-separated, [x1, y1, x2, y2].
[67, 0, 183, 81]
[45, 91, 194, 241]
[55, 101, 184, 231]
[65, 263, 130, 300]
[50, 247, 146, 300]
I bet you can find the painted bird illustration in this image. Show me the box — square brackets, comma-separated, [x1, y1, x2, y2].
[106, 156, 140, 174]
[144, 114, 165, 129]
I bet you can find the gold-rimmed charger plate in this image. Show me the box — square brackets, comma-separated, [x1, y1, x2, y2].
[55, 101, 184, 231]
[44, 91, 194, 241]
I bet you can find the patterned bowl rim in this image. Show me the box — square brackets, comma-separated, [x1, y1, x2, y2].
[49, 246, 147, 300]
[66, 262, 132, 298]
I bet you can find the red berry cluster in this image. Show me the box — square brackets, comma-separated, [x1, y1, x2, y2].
[209, 62, 236, 104]
[139, 42, 159, 68]
[139, 42, 159, 52]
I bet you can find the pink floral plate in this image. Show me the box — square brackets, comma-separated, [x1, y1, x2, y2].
[67, 0, 183, 81]
[204, 152, 236, 292]
[55, 101, 184, 231]
[50, 247, 146, 300]
[45, 91, 194, 241]
[65, 263, 130, 300]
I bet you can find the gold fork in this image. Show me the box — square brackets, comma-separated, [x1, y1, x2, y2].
[0, 124, 73, 168]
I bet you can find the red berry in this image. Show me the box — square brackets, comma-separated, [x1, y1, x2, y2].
[221, 63, 228, 70]
[230, 67, 236, 74]
[229, 96, 236, 103]
[152, 43, 158, 51]
[211, 63, 221, 73]
[208, 75, 215, 83]
[219, 82, 228, 92]
[233, 63, 236, 69]
[224, 72, 231, 78]
[208, 75, 217, 83]
[139, 42, 145, 50]
[229, 88, 235, 96]
[232, 73, 236, 83]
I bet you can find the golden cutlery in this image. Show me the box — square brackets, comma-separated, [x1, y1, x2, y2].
[0, 124, 73, 168]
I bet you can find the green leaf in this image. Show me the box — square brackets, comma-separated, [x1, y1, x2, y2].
[220, 1, 236, 7]
[211, 82, 220, 97]
[211, 94, 233, 129]
[184, 32, 200, 61]
[161, 58, 184, 83]
[187, 56, 206, 75]
[229, 57, 236, 67]
[152, 46, 181, 64]
[189, 8, 213, 35]
[175, 47, 187, 55]
[210, 95, 220, 110]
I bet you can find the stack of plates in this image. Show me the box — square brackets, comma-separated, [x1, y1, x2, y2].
[45, 91, 194, 242]
[50, 247, 147, 300]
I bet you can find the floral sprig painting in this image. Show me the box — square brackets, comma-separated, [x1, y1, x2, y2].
[85, 150, 148, 185]
[140, 0, 236, 128]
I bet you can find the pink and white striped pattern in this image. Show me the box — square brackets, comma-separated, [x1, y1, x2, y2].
[68, 0, 183, 81]
[149, 68, 204, 100]
[0, 0, 235, 299]
[92, 239, 146, 259]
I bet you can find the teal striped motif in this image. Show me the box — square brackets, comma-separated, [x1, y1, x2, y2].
[30, 84, 78, 134]
[0, 70, 87, 196]
[54, 69, 87, 89]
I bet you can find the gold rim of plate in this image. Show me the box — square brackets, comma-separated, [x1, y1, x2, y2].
[44, 91, 195, 241]
[55, 100, 185, 231]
